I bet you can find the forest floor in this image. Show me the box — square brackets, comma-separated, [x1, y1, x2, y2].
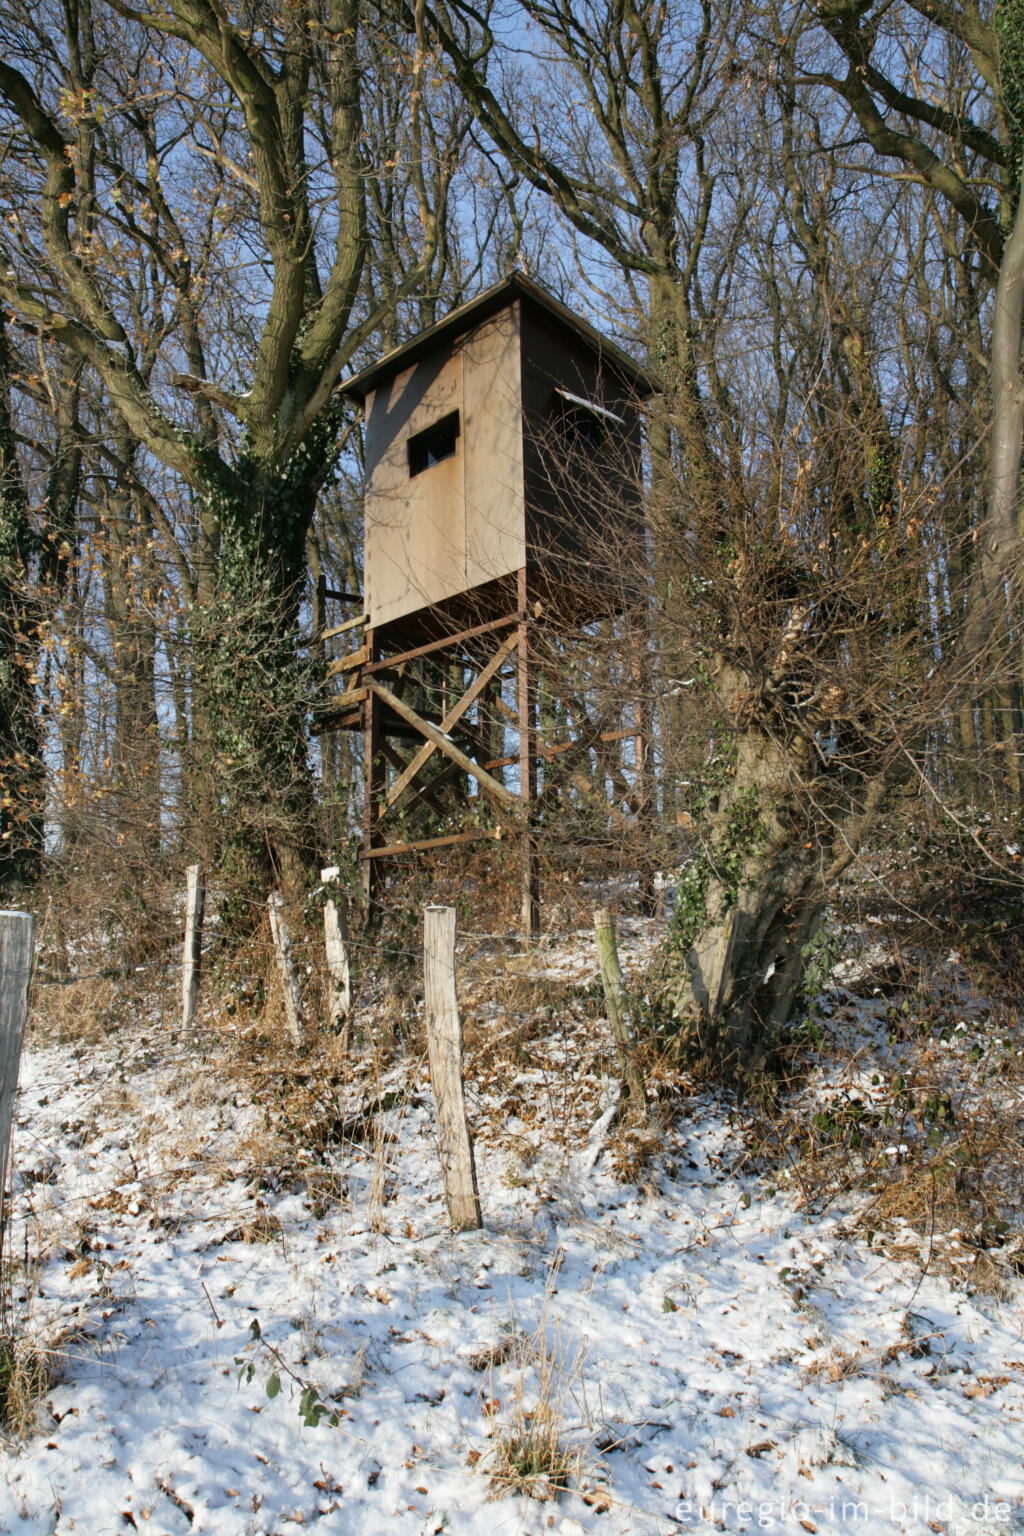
[2, 894, 1024, 1536]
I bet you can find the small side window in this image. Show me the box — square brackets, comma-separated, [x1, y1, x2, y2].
[552, 387, 624, 455]
[558, 403, 605, 452]
[408, 410, 460, 476]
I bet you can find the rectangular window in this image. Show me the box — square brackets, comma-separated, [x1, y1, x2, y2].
[552, 388, 624, 454]
[408, 410, 460, 476]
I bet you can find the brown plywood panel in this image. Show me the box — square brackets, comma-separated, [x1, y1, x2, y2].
[520, 304, 644, 603]
[462, 307, 526, 590]
[361, 290, 641, 632]
[364, 350, 466, 629]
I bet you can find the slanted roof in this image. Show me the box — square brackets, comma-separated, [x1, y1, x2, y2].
[339, 272, 658, 403]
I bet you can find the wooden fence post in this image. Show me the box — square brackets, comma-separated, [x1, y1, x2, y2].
[1, 911, 35, 1265]
[423, 905, 482, 1230]
[594, 907, 647, 1117]
[181, 864, 205, 1032]
[267, 892, 304, 1047]
[321, 867, 351, 1040]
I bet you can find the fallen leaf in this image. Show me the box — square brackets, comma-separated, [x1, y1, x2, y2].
[582, 1487, 612, 1512]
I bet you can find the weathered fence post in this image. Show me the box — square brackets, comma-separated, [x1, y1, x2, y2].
[594, 907, 647, 1117]
[267, 892, 304, 1046]
[423, 905, 482, 1230]
[1, 911, 35, 1264]
[321, 866, 351, 1039]
[181, 864, 205, 1032]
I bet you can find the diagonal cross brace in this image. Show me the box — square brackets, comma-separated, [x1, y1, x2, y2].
[383, 630, 519, 814]
[370, 680, 527, 821]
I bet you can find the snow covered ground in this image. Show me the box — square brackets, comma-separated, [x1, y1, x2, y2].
[2, 917, 1023, 1535]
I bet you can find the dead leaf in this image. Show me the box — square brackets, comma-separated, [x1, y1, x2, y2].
[582, 1487, 612, 1512]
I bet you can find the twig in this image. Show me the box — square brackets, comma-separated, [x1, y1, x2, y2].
[200, 1281, 223, 1329]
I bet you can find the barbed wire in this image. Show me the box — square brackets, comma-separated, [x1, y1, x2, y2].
[27, 884, 646, 989]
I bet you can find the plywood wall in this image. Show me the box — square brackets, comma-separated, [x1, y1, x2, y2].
[463, 308, 524, 594]
[520, 305, 644, 602]
[361, 296, 643, 634]
[363, 309, 525, 632]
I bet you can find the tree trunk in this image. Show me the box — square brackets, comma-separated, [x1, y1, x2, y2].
[659, 663, 885, 1073]
[0, 318, 43, 888]
[102, 447, 160, 858]
[187, 464, 320, 921]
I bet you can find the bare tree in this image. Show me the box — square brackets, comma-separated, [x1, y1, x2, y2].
[0, 0, 470, 903]
[418, 0, 1023, 1067]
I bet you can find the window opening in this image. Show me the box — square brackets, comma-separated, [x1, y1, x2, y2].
[408, 410, 460, 476]
[553, 387, 623, 453]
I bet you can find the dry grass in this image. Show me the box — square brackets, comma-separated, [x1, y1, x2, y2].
[481, 1272, 597, 1503]
[739, 901, 1024, 1290]
[0, 1218, 83, 1441]
[368, 1074, 415, 1235]
[605, 1122, 662, 1186]
[0, 1329, 67, 1439]
[30, 974, 122, 1047]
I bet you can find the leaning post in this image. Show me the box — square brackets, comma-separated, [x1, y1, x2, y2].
[321, 866, 351, 1042]
[268, 892, 305, 1047]
[181, 863, 205, 1032]
[594, 906, 647, 1117]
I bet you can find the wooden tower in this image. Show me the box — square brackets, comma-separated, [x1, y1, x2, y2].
[321, 273, 654, 933]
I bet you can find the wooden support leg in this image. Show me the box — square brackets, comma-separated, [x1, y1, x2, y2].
[517, 571, 539, 939]
[632, 615, 656, 915]
[362, 628, 384, 922]
[482, 674, 503, 788]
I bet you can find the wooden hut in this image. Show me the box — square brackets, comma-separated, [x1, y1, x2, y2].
[324, 274, 655, 931]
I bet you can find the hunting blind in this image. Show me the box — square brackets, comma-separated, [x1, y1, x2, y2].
[321, 274, 655, 932]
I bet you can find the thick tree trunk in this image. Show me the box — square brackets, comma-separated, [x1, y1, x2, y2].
[187, 464, 319, 922]
[660, 662, 885, 1073]
[0, 317, 43, 888]
[963, 160, 1024, 718]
